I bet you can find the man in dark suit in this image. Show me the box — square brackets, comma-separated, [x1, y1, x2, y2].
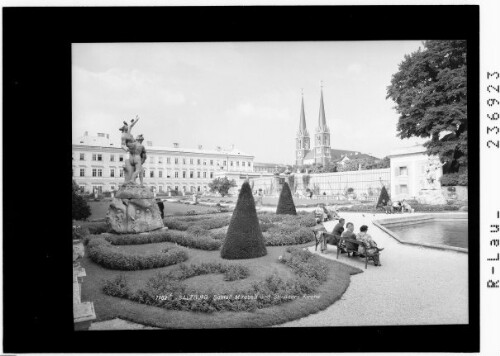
[156, 198, 165, 219]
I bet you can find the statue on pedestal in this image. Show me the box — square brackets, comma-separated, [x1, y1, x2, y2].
[107, 116, 164, 233]
[424, 157, 445, 190]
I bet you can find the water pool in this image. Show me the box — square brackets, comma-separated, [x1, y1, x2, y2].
[385, 220, 468, 249]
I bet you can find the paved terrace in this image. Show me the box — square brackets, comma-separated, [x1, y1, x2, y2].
[276, 211, 469, 327]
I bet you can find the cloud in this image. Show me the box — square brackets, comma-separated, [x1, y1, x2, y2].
[346, 63, 363, 75]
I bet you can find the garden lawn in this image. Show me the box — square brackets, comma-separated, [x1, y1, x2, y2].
[80, 241, 361, 328]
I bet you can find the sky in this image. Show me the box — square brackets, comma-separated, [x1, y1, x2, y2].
[72, 41, 426, 164]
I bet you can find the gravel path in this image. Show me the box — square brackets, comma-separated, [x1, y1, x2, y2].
[276, 212, 468, 327]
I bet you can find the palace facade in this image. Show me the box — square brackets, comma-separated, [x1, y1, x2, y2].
[72, 132, 255, 194]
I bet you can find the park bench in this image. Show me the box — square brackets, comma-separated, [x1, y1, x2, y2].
[335, 236, 377, 269]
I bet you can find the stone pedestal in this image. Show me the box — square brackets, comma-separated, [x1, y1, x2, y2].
[417, 189, 447, 205]
[106, 182, 164, 234]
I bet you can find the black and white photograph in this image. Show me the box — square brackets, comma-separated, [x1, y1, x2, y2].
[71, 40, 469, 329]
[3, 3, 490, 354]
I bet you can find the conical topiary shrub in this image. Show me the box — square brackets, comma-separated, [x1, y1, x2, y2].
[376, 185, 391, 208]
[221, 181, 267, 259]
[276, 182, 297, 215]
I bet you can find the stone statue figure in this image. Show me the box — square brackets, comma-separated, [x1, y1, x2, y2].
[108, 115, 164, 233]
[424, 157, 445, 190]
[119, 116, 147, 185]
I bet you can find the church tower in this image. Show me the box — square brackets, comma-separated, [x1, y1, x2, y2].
[314, 84, 331, 166]
[295, 91, 310, 166]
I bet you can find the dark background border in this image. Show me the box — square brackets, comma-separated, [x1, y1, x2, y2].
[2, 5, 479, 353]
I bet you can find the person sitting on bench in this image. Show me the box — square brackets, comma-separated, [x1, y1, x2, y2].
[315, 204, 328, 222]
[341, 222, 358, 257]
[356, 225, 384, 267]
[392, 200, 403, 213]
[331, 218, 346, 252]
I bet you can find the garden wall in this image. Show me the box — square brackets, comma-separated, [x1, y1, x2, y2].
[250, 168, 391, 199]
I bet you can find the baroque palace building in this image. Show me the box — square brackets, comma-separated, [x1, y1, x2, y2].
[72, 132, 257, 195]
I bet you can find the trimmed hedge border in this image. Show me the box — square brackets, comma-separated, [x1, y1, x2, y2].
[102, 247, 330, 313]
[103, 229, 223, 251]
[87, 238, 188, 270]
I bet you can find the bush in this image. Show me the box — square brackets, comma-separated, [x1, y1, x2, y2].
[87, 238, 188, 270]
[104, 229, 223, 251]
[76, 220, 110, 234]
[72, 180, 91, 220]
[376, 185, 390, 208]
[440, 172, 468, 186]
[221, 182, 267, 259]
[264, 226, 314, 246]
[103, 247, 329, 313]
[276, 182, 297, 215]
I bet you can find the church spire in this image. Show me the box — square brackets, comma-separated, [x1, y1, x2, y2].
[298, 89, 308, 135]
[317, 82, 328, 131]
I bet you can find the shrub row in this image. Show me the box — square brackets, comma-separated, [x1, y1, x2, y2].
[164, 214, 231, 231]
[258, 212, 316, 228]
[102, 248, 329, 313]
[263, 226, 315, 246]
[104, 229, 223, 251]
[75, 220, 110, 234]
[87, 238, 188, 270]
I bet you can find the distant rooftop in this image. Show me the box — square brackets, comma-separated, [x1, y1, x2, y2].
[72, 132, 253, 157]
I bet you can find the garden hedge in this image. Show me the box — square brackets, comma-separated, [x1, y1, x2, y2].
[87, 238, 188, 270]
[276, 182, 297, 215]
[221, 182, 267, 259]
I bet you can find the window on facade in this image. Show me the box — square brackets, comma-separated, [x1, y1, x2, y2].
[80, 168, 85, 177]
[248, 162, 252, 167]
[398, 166, 408, 176]
[236, 161, 240, 166]
[119, 155, 124, 162]
[210, 160, 213, 165]
[120, 169, 124, 178]
[197, 172, 201, 178]
[203, 160, 207, 166]
[97, 154, 102, 161]
[92, 154, 97, 161]
[197, 186, 201, 192]
[223, 161, 227, 166]
[79, 185, 85, 193]
[190, 171, 194, 178]
[183, 158, 186, 164]
[175, 171, 179, 178]
[110, 169, 115, 177]
[242, 161, 246, 167]
[190, 158, 194, 164]
[175, 186, 178, 191]
[182, 171, 186, 178]
[80, 153, 85, 161]
[210, 172, 214, 178]
[203, 172, 207, 178]
[159, 170, 163, 178]
[97, 169, 103, 177]
[230, 161, 233, 166]
[150, 171, 154, 178]
[158, 157, 162, 164]
[167, 157, 171, 164]
[110, 155, 115, 162]
[92, 168, 97, 177]
[197, 159, 201, 165]
[159, 186, 163, 192]
[175, 158, 179, 164]
[398, 184, 409, 194]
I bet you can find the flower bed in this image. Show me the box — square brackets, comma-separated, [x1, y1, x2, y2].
[102, 247, 330, 313]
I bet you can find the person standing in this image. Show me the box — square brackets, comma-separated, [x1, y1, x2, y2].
[313, 218, 328, 252]
[156, 198, 165, 219]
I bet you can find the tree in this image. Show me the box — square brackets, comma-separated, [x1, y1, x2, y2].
[72, 179, 91, 220]
[387, 40, 467, 172]
[208, 177, 237, 197]
[221, 181, 267, 260]
[276, 182, 297, 215]
[376, 185, 391, 208]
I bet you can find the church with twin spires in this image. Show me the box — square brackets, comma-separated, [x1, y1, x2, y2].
[296, 85, 368, 167]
